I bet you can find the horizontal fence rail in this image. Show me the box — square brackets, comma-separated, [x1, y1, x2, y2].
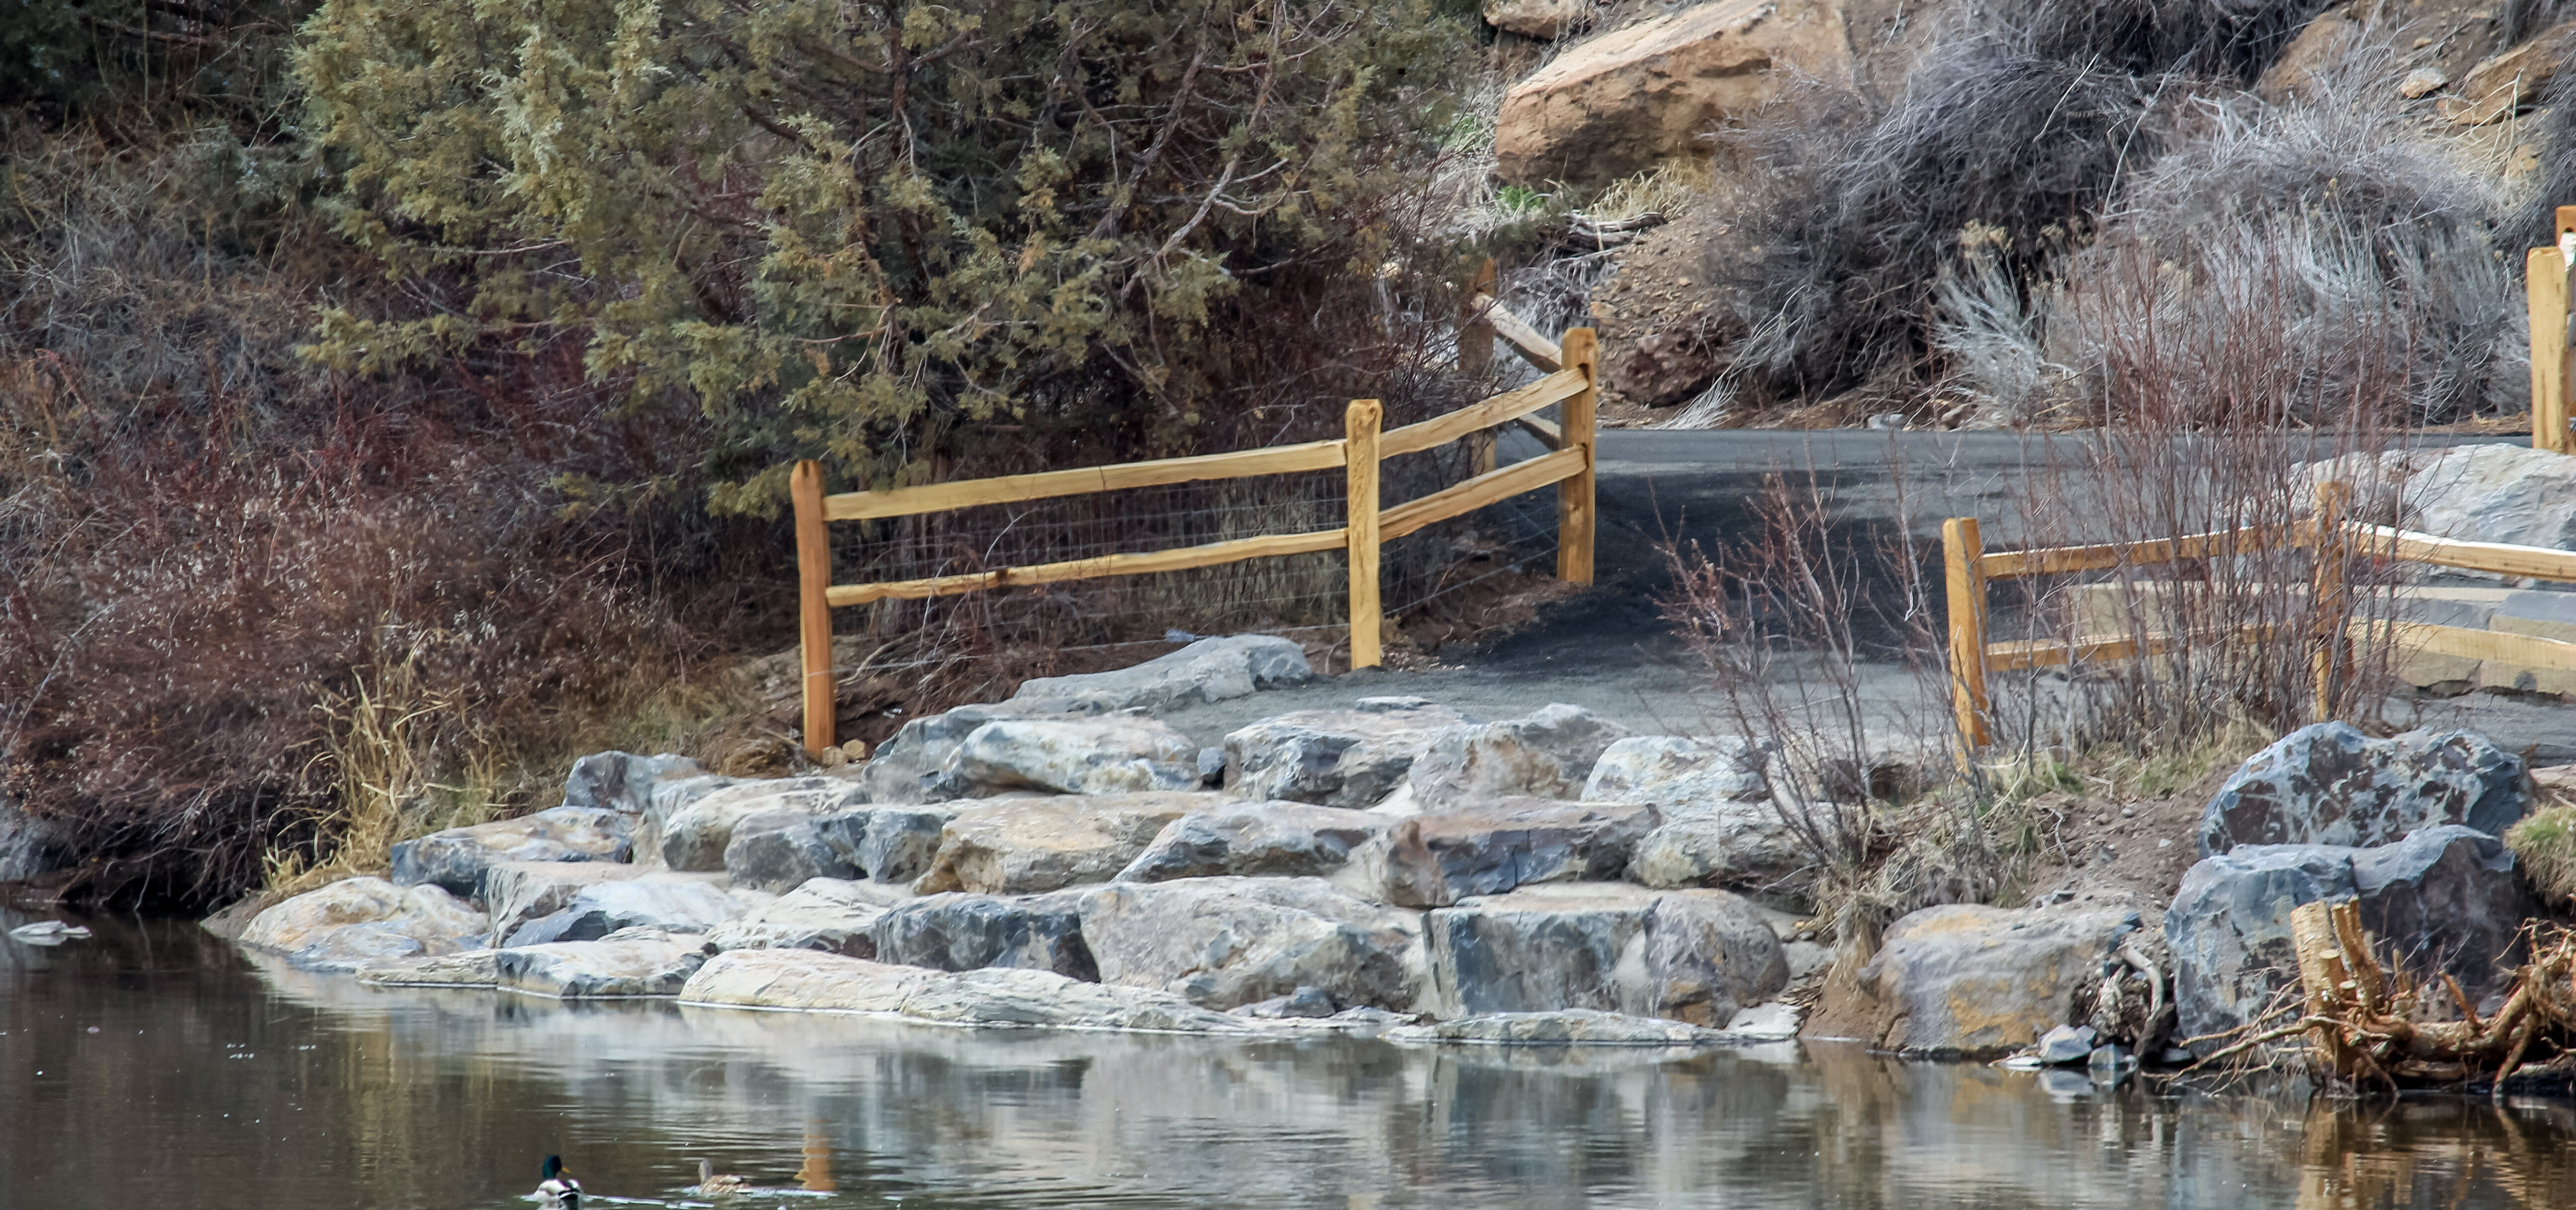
[788, 322, 1598, 755]
[1943, 481, 2576, 749]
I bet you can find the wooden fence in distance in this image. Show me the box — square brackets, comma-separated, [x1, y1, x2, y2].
[1942, 482, 2576, 748]
[2528, 203, 2576, 454]
[788, 324, 1600, 755]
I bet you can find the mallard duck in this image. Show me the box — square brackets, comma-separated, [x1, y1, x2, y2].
[693, 1158, 750, 1198]
[536, 1155, 582, 1210]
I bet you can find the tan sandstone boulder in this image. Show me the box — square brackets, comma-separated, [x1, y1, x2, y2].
[1494, 0, 1852, 185]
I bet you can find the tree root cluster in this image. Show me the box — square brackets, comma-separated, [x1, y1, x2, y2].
[2193, 901, 2576, 1098]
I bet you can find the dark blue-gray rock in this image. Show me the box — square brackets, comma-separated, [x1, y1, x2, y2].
[932, 714, 1203, 798]
[2038, 1023, 2097, 1064]
[1003, 634, 1315, 714]
[1804, 905, 2138, 1058]
[1425, 883, 1787, 1025]
[1115, 800, 1392, 889]
[496, 927, 709, 997]
[563, 751, 706, 815]
[913, 793, 1219, 895]
[388, 806, 634, 899]
[503, 875, 752, 946]
[1403, 704, 1633, 809]
[858, 704, 1033, 805]
[2165, 826, 2535, 1055]
[1382, 798, 1659, 908]
[813, 807, 960, 883]
[1222, 698, 1476, 808]
[705, 877, 908, 957]
[871, 891, 1099, 981]
[723, 809, 856, 893]
[657, 778, 869, 871]
[236, 878, 490, 972]
[1076, 877, 1426, 1011]
[2198, 723, 2527, 856]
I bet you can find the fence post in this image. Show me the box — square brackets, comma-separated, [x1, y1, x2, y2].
[1346, 399, 1384, 670]
[1941, 517, 1991, 750]
[1462, 258, 1498, 477]
[791, 459, 837, 757]
[2311, 480, 2352, 723]
[1558, 326, 1599, 584]
[2531, 226, 2571, 455]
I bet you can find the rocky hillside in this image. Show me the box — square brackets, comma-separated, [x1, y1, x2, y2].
[1475, 0, 2575, 426]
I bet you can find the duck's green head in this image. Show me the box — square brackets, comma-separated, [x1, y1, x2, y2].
[543, 1156, 567, 1181]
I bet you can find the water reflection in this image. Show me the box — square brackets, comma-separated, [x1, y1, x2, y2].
[1, 907, 2568, 1209]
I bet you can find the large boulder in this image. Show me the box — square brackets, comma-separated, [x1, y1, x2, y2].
[1076, 877, 1427, 1011]
[1588, 736, 1814, 897]
[355, 949, 501, 988]
[2309, 445, 2576, 555]
[388, 806, 634, 899]
[724, 809, 857, 893]
[858, 704, 1031, 804]
[1808, 904, 2138, 1058]
[503, 874, 753, 947]
[2166, 826, 2536, 1055]
[496, 927, 709, 998]
[1223, 697, 1474, 809]
[680, 949, 934, 1012]
[705, 878, 908, 957]
[814, 807, 957, 883]
[2198, 723, 2527, 856]
[1003, 634, 1315, 715]
[238, 878, 490, 972]
[1116, 800, 1393, 892]
[1483, 0, 1592, 40]
[1382, 798, 1658, 908]
[481, 861, 652, 942]
[936, 714, 1202, 797]
[657, 778, 869, 871]
[1424, 883, 1787, 1025]
[913, 793, 1217, 895]
[562, 750, 705, 815]
[678, 949, 1251, 1031]
[870, 891, 1099, 980]
[1494, 0, 1852, 184]
[1403, 704, 1632, 811]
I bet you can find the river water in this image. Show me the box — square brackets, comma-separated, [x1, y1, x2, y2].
[3, 908, 2567, 1210]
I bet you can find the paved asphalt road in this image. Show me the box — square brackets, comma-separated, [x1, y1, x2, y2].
[1161, 428, 2576, 760]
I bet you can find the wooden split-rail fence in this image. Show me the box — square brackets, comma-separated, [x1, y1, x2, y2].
[787, 298, 1596, 755]
[1941, 482, 2576, 748]
[2527, 203, 2576, 454]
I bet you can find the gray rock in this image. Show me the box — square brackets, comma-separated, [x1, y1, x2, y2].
[481, 861, 653, 941]
[1115, 800, 1392, 889]
[496, 928, 709, 998]
[504, 875, 752, 946]
[1585, 736, 1813, 898]
[1004, 634, 1315, 714]
[1229, 986, 1341, 1019]
[914, 793, 1218, 895]
[2038, 1024, 2098, 1065]
[1812, 905, 2137, 1058]
[2167, 826, 2535, 1054]
[1223, 699, 1475, 808]
[677, 949, 1255, 1031]
[814, 807, 956, 883]
[724, 809, 856, 893]
[1404, 704, 1633, 809]
[563, 751, 706, 815]
[388, 806, 634, 899]
[1425, 883, 1788, 1025]
[237, 878, 490, 973]
[1383, 798, 1659, 908]
[633, 771, 754, 866]
[0, 795, 66, 883]
[659, 778, 869, 871]
[1396, 1009, 1726, 1047]
[680, 949, 934, 1012]
[935, 714, 1202, 798]
[858, 704, 1034, 805]
[356, 949, 501, 987]
[2199, 723, 2527, 856]
[871, 891, 1099, 980]
[1076, 877, 1427, 1011]
[705, 878, 908, 957]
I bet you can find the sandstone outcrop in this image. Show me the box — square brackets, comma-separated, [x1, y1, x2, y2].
[1809, 904, 2139, 1058]
[913, 793, 1217, 895]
